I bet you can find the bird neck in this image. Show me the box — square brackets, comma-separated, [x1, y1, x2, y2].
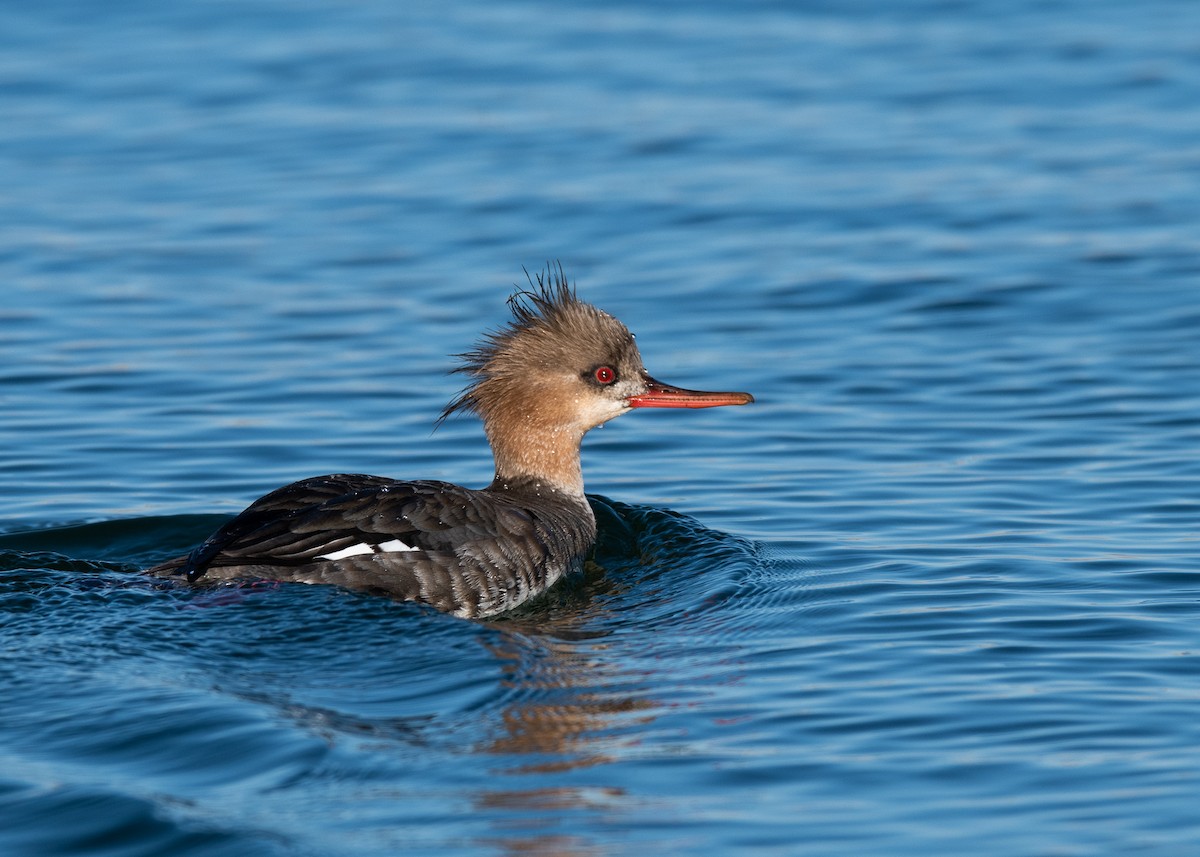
[484, 412, 587, 498]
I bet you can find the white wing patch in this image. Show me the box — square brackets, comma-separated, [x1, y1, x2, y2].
[378, 538, 418, 553]
[318, 538, 419, 561]
[317, 543, 374, 560]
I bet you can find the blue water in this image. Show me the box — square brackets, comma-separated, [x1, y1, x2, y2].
[3, 1, 1200, 854]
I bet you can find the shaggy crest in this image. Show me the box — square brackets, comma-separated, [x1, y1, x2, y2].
[438, 264, 636, 426]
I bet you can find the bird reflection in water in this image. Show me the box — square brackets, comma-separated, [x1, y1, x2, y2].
[467, 621, 657, 855]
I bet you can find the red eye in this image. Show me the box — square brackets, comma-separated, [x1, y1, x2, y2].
[594, 366, 616, 385]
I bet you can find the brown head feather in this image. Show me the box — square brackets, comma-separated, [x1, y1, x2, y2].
[438, 263, 639, 428]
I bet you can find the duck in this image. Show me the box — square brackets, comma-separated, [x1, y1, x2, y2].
[146, 267, 753, 617]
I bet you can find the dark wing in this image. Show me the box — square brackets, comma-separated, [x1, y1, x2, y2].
[145, 473, 596, 617]
[166, 474, 511, 583]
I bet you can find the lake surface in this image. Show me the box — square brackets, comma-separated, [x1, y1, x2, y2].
[3, 1, 1200, 854]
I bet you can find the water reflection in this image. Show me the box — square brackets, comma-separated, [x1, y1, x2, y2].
[476, 787, 624, 857]
[470, 629, 656, 853]
[480, 633, 655, 770]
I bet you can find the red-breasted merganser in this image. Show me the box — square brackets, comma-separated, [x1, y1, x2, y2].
[146, 268, 753, 617]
